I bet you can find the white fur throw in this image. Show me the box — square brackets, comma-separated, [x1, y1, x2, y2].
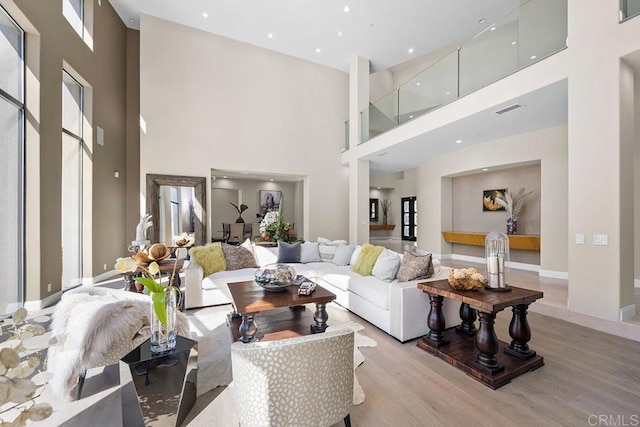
[47, 289, 190, 399]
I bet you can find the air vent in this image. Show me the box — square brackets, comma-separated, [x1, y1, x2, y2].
[495, 104, 523, 115]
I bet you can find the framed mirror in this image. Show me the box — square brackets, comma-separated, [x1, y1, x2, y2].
[146, 174, 206, 245]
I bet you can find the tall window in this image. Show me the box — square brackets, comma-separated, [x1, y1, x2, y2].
[63, 0, 83, 37]
[62, 71, 83, 289]
[0, 7, 25, 314]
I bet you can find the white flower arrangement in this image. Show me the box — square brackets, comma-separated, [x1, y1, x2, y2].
[259, 211, 279, 234]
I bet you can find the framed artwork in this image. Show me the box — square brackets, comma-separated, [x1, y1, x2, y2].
[259, 190, 282, 215]
[369, 198, 379, 222]
[483, 189, 506, 211]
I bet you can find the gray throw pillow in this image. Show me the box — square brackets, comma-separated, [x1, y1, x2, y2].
[396, 251, 434, 282]
[332, 244, 356, 266]
[277, 241, 302, 263]
[300, 242, 321, 263]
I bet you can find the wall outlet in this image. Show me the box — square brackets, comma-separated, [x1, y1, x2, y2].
[104, 263, 107, 270]
[47, 283, 51, 292]
[575, 234, 585, 245]
[594, 234, 608, 246]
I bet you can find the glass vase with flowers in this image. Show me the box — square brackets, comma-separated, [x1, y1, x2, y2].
[115, 257, 179, 354]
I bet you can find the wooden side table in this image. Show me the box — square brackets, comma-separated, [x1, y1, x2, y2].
[416, 279, 544, 389]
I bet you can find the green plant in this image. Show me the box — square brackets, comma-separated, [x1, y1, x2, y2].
[114, 257, 179, 326]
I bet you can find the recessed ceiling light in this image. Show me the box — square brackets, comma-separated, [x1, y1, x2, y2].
[377, 187, 381, 190]
[511, 41, 517, 45]
[530, 55, 537, 59]
[344, 5, 350, 13]
[477, 18, 486, 24]
[416, 82, 421, 86]
[337, 31, 342, 37]
[408, 48, 414, 54]
[446, 91, 451, 95]
[222, 175, 227, 179]
[128, 18, 135, 23]
[482, 168, 489, 171]
[409, 115, 413, 119]
[316, 48, 321, 53]
[456, 140, 462, 144]
[202, 12, 208, 18]
[490, 26, 496, 31]
[268, 33, 273, 39]
[269, 179, 274, 182]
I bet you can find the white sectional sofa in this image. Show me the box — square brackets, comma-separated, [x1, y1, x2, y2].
[184, 242, 459, 342]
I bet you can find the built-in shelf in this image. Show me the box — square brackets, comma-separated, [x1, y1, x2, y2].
[370, 224, 396, 231]
[441, 231, 540, 251]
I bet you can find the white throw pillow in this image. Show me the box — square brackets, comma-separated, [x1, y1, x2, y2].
[332, 244, 356, 266]
[252, 243, 278, 267]
[372, 249, 401, 282]
[349, 245, 363, 266]
[317, 237, 347, 262]
[300, 241, 322, 263]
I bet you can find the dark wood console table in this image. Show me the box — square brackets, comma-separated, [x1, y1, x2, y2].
[416, 279, 544, 389]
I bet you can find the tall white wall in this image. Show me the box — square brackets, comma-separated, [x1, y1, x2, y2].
[139, 15, 349, 242]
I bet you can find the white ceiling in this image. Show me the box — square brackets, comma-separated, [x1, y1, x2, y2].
[107, 0, 518, 72]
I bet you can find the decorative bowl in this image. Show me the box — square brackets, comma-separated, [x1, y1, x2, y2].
[255, 263, 296, 292]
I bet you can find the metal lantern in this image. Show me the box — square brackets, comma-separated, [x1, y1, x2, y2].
[485, 231, 511, 291]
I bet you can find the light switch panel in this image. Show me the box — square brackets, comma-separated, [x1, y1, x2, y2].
[97, 126, 104, 146]
[575, 234, 585, 245]
[594, 234, 608, 246]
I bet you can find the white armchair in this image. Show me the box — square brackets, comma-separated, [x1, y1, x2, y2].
[231, 328, 354, 427]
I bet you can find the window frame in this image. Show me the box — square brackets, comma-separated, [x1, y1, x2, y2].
[0, 5, 26, 310]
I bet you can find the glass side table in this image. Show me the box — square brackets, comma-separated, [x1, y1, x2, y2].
[120, 335, 197, 427]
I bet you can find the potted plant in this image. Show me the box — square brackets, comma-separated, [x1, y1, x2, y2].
[230, 202, 248, 223]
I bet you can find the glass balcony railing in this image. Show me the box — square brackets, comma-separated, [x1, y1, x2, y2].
[355, 0, 567, 145]
[621, 0, 640, 21]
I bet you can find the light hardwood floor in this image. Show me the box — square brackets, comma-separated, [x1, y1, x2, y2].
[185, 300, 640, 426]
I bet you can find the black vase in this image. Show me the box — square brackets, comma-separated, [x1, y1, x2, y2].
[235, 216, 244, 223]
[506, 217, 517, 235]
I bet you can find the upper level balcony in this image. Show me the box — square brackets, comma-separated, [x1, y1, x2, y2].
[345, 0, 569, 151]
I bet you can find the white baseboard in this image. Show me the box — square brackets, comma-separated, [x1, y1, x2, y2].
[539, 270, 569, 280]
[78, 270, 118, 286]
[24, 290, 62, 310]
[447, 254, 540, 273]
[620, 304, 637, 321]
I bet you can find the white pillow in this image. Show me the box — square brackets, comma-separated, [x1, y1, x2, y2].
[252, 243, 278, 267]
[317, 237, 347, 262]
[300, 242, 322, 263]
[372, 249, 401, 282]
[332, 244, 356, 266]
[349, 245, 363, 266]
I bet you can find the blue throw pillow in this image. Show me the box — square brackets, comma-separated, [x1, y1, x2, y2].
[277, 241, 302, 263]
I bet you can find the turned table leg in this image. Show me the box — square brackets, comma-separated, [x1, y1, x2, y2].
[424, 294, 449, 347]
[311, 303, 329, 333]
[474, 311, 503, 374]
[504, 304, 537, 359]
[456, 302, 477, 336]
[239, 313, 258, 343]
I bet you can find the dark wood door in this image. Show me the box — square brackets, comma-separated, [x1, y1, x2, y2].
[401, 196, 417, 241]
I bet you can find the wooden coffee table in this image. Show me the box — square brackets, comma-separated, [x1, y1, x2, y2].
[226, 279, 336, 343]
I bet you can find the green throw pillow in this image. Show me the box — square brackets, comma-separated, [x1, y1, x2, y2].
[189, 242, 227, 277]
[351, 243, 384, 276]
